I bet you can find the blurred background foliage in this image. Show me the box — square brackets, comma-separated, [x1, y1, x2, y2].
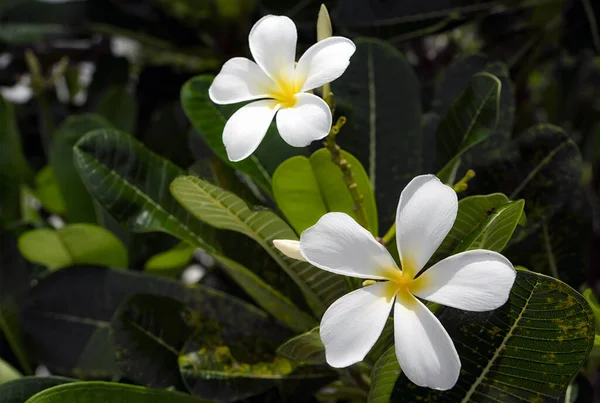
[1, 0, 599, 401]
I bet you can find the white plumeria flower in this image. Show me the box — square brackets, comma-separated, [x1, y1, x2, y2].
[208, 15, 356, 162]
[273, 174, 516, 390]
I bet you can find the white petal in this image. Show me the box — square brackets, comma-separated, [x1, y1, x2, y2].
[414, 250, 516, 311]
[394, 293, 460, 390]
[272, 240, 306, 261]
[276, 93, 332, 147]
[222, 100, 279, 162]
[300, 212, 399, 280]
[295, 37, 356, 92]
[249, 15, 297, 83]
[209, 57, 277, 104]
[395, 175, 457, 276]
[321, 282, 395, 368]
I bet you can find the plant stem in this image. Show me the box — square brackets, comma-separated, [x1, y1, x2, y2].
[324, 117, 371, 233]
[452, 169, 476, 193]
[381, 223, 396, 246]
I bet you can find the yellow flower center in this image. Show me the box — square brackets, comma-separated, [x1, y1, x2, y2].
[269, 78, 299, 108]
[379, 258, 428, 305]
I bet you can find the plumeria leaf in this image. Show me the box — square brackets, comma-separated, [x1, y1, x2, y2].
[332, 37, 422, 229]
[273, 149, 378, 235]
[144, 242, 195, 276]
[73, 129, 313, 332]
[0, 95, 34, 227]
[33, 166, 66, 215]
[452, 199, 525, 253]
[429, 193, 512, 264]
[17, 224, 128, 270]
[369, 271, 595, 402]
[0, 376, 76, 403]
[19, 266, 291, 379]
[435, 72, 501, 183]
[0, 358, 21, 384]
[276, 327, 326, 365]
[24, 382, 204, 403]
[50, 114, 112, 223]
[170, 175, 348, 316]
[180, 323, 332, 402]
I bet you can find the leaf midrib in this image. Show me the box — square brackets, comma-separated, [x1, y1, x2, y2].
[460, 281, 538, 402]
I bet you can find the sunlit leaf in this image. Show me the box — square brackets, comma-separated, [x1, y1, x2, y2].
[33, 166, 66, 215]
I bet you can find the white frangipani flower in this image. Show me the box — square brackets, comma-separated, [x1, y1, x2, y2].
[208, 15, 356, 162]
[273, 174, 516, 390]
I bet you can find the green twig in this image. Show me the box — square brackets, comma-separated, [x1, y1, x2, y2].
[381, 223, 396, 246]
[452, 169, 476, 193]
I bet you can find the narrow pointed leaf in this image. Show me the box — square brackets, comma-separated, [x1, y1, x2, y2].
[276, 327, 326, 365]
[171, 176, 347, 315]
[436, 72, 501, 182]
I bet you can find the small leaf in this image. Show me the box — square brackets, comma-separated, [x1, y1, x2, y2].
[170, 176, 347, 316]
[367, 346, 401, 403]
[50, 114, 113, 223]
[0, 358, 21, 384]
[34, 166, 66, 215]
[277, 327, 325, 365]
[436, 72, 501, 182]
[453, 199, 525, 253]
[25, 382, 204, 403]
[0, 376, 75, 403]
[144, 242, 195, 275]
[18, 224, 128, 270]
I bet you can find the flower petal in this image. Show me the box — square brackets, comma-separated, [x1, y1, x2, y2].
[209, 57, 277, 105]
[414, 250, 516, 311]
[321, 282, 395, 368]
[249, 15, 297, 83]
[276, 93, 332, 147]
[394, 293, 460, 390]
[295, 37, 356, 92]
[222, 100, 279, 162]
[272, 239, 306, 261]
[300, 212, 399, 279]
[395, 175, 457, 276]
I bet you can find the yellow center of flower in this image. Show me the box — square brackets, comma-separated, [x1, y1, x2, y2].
[379, 257, 428, 305]
[269, 78, 299, 108]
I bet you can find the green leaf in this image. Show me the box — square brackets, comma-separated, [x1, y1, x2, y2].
[19, 266, 284, 379]
[276, 327, 325, 365]
[95, 86, 137, 133]
[0, 376, 75, 403]
[73, 129, 217, 250]
[111, 294, 198, 389]
[144, 242, 195, 275]
[332, 37, 422, 229]
[310, 149, 378, 235]
[436, 72, 501, 182]
[583, 289, 600, 333]
[25, 382, 205, 403]
[367, 346, 401, 403]
[0, 23, 70, 44]
[73, 129, 313, 332]
[372, 271, 595, 402]
[0, 95, 33, 226]
[430, 193, 511, 264]
[34, 166, 66, 215]
[273, 149, 378, 234]
[50, 114, 113, 223]
[18, 224, 128, 270]
[452, 199, 525, 253]
[0, 359, 21, 384]
[180, 327, 332, 402]
[180, 75, 272, 194]
[272, 156, 328, 234]
[171, 175, 348, 316]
